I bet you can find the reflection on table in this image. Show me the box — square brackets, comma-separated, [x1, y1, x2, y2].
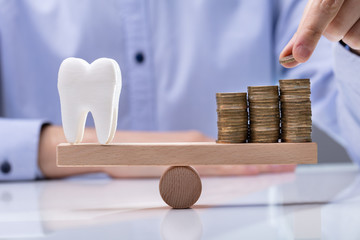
[0, 164, 359, 239]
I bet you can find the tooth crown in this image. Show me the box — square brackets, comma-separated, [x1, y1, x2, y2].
[58, 57, 122, 144]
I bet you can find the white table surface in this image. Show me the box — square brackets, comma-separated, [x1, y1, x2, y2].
[1, 163, 360, 239]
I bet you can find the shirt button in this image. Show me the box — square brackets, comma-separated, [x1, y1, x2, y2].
[135, 52, 145, 64]
[1, 161, 11, 174]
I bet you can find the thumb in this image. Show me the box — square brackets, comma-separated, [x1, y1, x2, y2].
[292, 28, 321, 63]
[279, 33, 300, 68]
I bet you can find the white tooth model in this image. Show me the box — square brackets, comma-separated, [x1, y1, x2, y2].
[58, 57, 121, 144]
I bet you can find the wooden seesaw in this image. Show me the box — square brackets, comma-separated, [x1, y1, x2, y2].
[56, 142, 317, 209]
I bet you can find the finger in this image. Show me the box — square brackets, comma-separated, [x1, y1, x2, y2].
[105, 166, 167, 178]
[196, 165, 296, 176]
[343, 18, 360, 50]
[279, 1, 312, 67]
[324, 0, 360, 41]
[293, 0, 344, 62]
[279, 33, 300, 68]
[249, 164, 296, 174]
[266, 164, 296, 173]
[197, 165, 260, 176]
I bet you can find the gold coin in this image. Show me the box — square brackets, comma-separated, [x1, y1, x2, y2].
[279, 55, 296, 64]
[216, 92, 247, 97]
[216, 140, 246, 144]
[279, 79, 310, 85]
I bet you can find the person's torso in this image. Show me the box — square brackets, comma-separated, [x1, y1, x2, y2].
[0, 0, 286, 138]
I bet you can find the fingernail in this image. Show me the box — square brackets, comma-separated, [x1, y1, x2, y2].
[294, 44, 311, 62]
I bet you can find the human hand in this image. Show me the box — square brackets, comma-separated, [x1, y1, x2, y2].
[195, 164, 296, 177]
[38, 126, 296, 179]
[280, 0, 360, 68]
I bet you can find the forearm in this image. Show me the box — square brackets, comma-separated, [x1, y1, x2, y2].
[38, 125, 102, 178]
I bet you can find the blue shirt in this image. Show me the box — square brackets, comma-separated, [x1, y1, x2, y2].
[1, 0, 360, 180]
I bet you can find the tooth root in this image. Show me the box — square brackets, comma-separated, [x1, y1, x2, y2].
[61, 105, 88, 143]
[108, 107, 118, 143]
[91, 105, 117, 145]
[107, 84, 121, 143]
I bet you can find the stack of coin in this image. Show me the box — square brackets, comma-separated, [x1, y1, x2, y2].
[248, 86, 280, 143]
[279, 79, 312, 142]
[216, 92, 248, 143]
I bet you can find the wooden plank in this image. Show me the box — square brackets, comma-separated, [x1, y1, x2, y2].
[57, 142, 317, 166]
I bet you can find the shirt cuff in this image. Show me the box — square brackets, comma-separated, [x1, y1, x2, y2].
[0, 118, 47, 181]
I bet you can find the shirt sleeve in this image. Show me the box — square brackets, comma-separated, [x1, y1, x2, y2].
[0, 14, 46, 181]
[331, 43, 360, 164]
[274, 0, 360, 165]
[0, 118, 46, 181]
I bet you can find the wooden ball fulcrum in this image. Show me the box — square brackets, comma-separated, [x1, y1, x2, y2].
[159, 166, 202, 209]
